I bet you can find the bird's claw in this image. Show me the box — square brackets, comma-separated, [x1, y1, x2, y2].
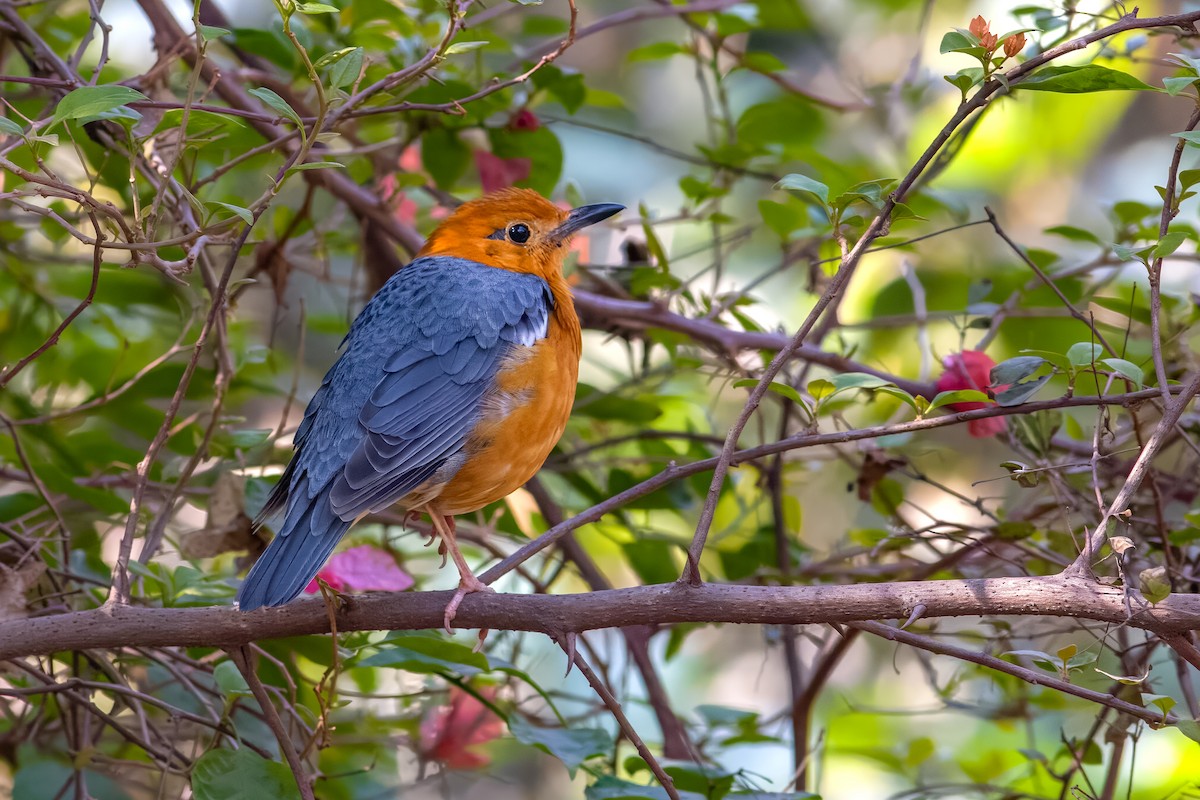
[442, 575, 494, 635]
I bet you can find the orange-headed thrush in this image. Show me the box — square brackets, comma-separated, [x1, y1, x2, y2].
[236, 189, 623, 629]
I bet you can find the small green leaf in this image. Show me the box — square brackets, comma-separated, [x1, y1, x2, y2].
[1177, 720, 1200, 743]
[1045, 225, 1101, 244]
[1017, 64, 1152, 93]
[1004, 649, 1058, 671]
[1173, 130, 1200, 147]
[1140, 566, 1171, 604]
[991, 356, 1046, 385]
[445, 40, 489, 55]
[212, 660, 251, 699]
[807, 378, 834, 401]
[290, 161, 346, 171]
[328, 47, 364, 89]
[1153, 230, 1188, 259]
[1101, 358, 1144, 388]
[876, 385, 919, 411]
[775, 173, 829, 206]
[248, 87, 303, 130]
[509, 717, 610, 775]
[296, 1, 338, 13]
[928, 389, 991, 412]
[1163, 76, 1198, 96]
[1143, 693, 1176, 718]
[939, 30, 977, 54]
[208, 201, 253, 225]
[1066, 341, 1102, 367]
[733, 378, 802, 404]
[627, 41, 688, 62]
[0, 116, 24, 136]
[51, 85, 148, 127]
[198, 24, 231, 41]
[314, 46, 356, 68]
[830, 372, 895, 392]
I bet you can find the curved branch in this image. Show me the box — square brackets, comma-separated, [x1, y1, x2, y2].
[3, 576, 1198, 661]
[573, 289, 936, 397]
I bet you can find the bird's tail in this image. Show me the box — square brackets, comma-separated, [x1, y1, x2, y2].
[236, 484, 351, 611]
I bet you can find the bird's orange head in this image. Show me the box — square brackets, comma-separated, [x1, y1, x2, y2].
[418, 188, 623, 283]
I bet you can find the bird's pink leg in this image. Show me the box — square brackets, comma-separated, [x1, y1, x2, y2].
[426, 509, 493, 635]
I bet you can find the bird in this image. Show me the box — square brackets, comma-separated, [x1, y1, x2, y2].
[236, 188, 623, 631]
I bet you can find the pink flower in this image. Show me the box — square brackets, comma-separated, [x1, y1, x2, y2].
[475, 150, 531, 193]
[303, 544, 413, 594]
[936, 350, 1006, 438]
[419, 687, 504, 770]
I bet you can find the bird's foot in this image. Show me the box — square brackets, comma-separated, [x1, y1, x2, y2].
[442, 574, 494, 636]
[421, 531, 449, 568]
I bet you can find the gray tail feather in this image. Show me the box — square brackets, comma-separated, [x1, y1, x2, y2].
[236, 490, 350, 610]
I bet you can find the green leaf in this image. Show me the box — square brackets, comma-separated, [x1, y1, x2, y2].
[212, 660, 251, 699]
[830, 372, 894, 392]
[192, 749, 301, 800]
[1153, 230, 1188, 259]
[1101, 358, 1144, 388]
[51, 85, 148, 127]
[207, 201, 253, 225]
[875, 385, 920, 411]
[0, 116, 25, 136]
[1174, 131, 1200, 147]
[1017, 64, 1152, 93]
[939, 30, 977, 54]
[627, 42, 688, 62]
[290, 161, 346, 171]
[928, 389, 991, 412]
[991, 356, 1046, 385]
[197, 24, 231, 41]
[1004, 649, 1058, 671]
[1065, 341, 1102, 367]
[509, 717, 610, 775]
[1163, 76, 1197, 96]
[1179, 169, 1200, 192]
[358, 634, 490, 676]
[328, 47, 364, 89]
[1140, 566, 1171, 604]
[733, 378, 801, 404]
[248, 87, 304, 130]
[1177, 720, 1200, 743]
[1045, 225, 1101, 244]
[775, 173, 829, 206]
[445, 40, 489, 55]
[807, 378, 834, 401]
[1143, 692, 1176, 718]
[296, 1, 338, 12]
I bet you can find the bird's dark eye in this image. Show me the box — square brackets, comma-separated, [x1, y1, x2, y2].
[507, 223, 531, 244]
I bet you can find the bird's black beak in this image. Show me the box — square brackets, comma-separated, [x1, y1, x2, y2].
[549, 202, 624, 245]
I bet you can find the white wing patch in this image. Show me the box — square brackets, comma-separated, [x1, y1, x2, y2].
[511, 307, 549, 346]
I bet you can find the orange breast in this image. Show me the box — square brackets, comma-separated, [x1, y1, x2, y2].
[432, 315, 579, 515]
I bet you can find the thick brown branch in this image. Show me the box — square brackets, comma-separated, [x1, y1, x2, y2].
[3, 577, 1198, 661]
